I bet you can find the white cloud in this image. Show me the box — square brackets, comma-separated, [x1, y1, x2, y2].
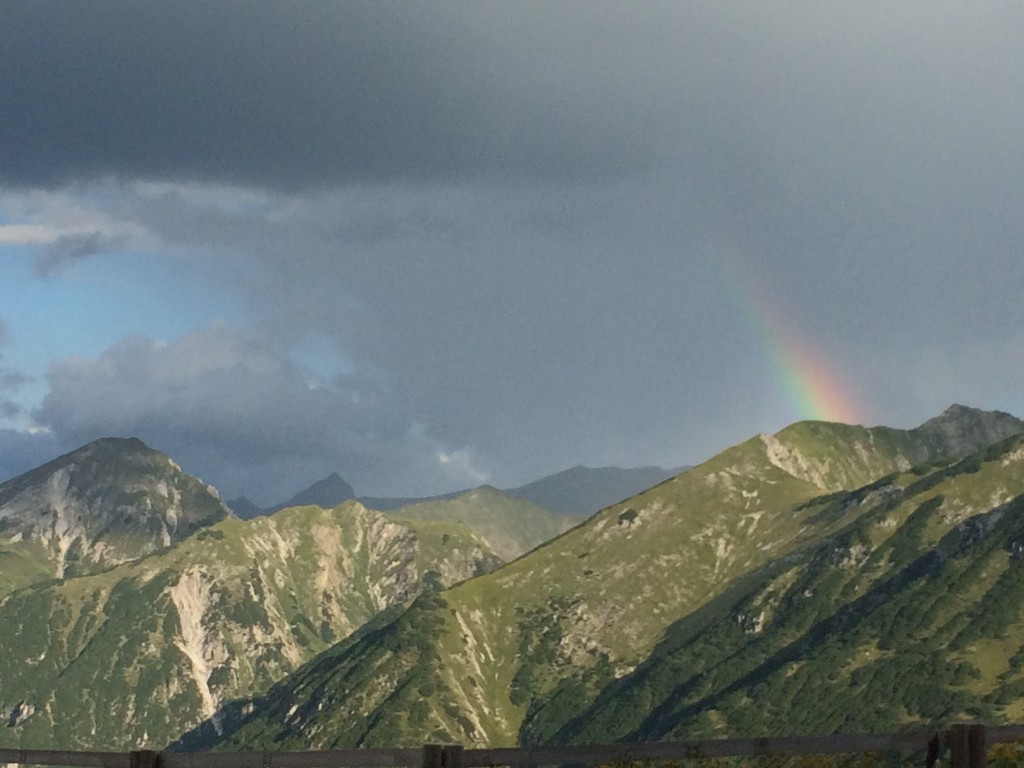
[437, 448, 491, 487]
[0, 224, 57, 244]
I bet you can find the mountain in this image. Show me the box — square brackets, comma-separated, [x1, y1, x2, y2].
[0, 499, 502, 750]
[912, 403, 1024, 458]
[564, 431, 1024, 741]
[504, 465, 684, 517]
[385, 486, 575, 562]
[358, 490, 465, 512]
[247, 465, 682, 520]
[238, 480, 572, 562]
[224, 495, 261, 519]
[209, 405, 1024, 750]
[257, 472, 357, 517]
[0, 437, 230, 587]
[5, 406, 1023, 752]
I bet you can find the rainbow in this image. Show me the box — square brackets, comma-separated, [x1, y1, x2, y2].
[717, 247, 864, 426]
[757, 306, 863, 425]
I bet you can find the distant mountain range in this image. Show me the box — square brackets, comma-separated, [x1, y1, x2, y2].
[503, 464, 683, 516]
[5, 404, 1024, 753]
[229, 465, 683, 520]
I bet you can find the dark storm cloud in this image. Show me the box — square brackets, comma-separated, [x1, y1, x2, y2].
[0, 1, 651, 190]
[7, 3, 1024, 494]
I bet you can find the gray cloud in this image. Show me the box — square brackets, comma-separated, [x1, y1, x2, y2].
[34, 231, 126, 276]
[0, 318, 31, 421]
[0, 2, 654, 190]
[4, 2, 1022, 197]
[5, 3, 1024, 496]
[32, 323, 489, 503]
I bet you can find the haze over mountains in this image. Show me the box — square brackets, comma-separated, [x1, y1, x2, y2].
[227, 465, 682, 520]
[3, 405, 1024, 752]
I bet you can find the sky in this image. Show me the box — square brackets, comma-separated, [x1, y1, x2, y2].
[2, 2, 1024, 504]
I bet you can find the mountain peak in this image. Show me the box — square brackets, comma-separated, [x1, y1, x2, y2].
[226, 495, 261, 519]
[929, 403, 989, 422]
[913, 404, 1024, 459]
[276, 471, 356, 512]
[0, 438, 230, 578]
[87, 435, 150, 451]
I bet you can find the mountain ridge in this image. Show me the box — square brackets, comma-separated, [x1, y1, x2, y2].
[0, 499, 505, 750]
[385, 485, 575, 562]
[232, 465, 685, 521]
[5, 404, 1024, 751]
[503, 465, 684, 517]
[208, 404, 1024, 750]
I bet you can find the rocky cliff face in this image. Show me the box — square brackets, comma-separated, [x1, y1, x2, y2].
[0, 437, 230, 582]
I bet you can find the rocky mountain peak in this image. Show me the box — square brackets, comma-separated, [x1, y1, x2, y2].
[262, 471, 357, 515]
[0, 437, 230, 578]
[225, 495, 262, 519]
[912, 404, 1024, 459]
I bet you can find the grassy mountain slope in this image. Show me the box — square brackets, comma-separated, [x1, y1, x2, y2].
[213, 407, 1023, 750]
[0, 501, 502, 750]
[561, 433, 1024, 741]
[0, 437, 229, 587]
[385, 486, 575, 562]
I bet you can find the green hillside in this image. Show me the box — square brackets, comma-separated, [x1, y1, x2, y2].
[0, 499, 502, 750]
[564, 433, 1024, 741]
[213, 407, 1024, 750]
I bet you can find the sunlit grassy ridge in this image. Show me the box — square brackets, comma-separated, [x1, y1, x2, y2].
[565, 434, 1024, 740]
[214, 408, 1024, 750]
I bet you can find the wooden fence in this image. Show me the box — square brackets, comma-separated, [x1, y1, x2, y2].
[3, 724, 1023, 768]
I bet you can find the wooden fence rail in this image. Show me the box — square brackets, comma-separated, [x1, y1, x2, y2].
[5, 724, 1024, 768]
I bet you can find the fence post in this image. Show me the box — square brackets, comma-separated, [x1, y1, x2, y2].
[950, 725, 970, 768]
[442, 744, 464, 768]
[926, 731, 942, 768]
[423, 744, 444, 768]
[129, 751, 159, 768]
[968, 725, 987, 768]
